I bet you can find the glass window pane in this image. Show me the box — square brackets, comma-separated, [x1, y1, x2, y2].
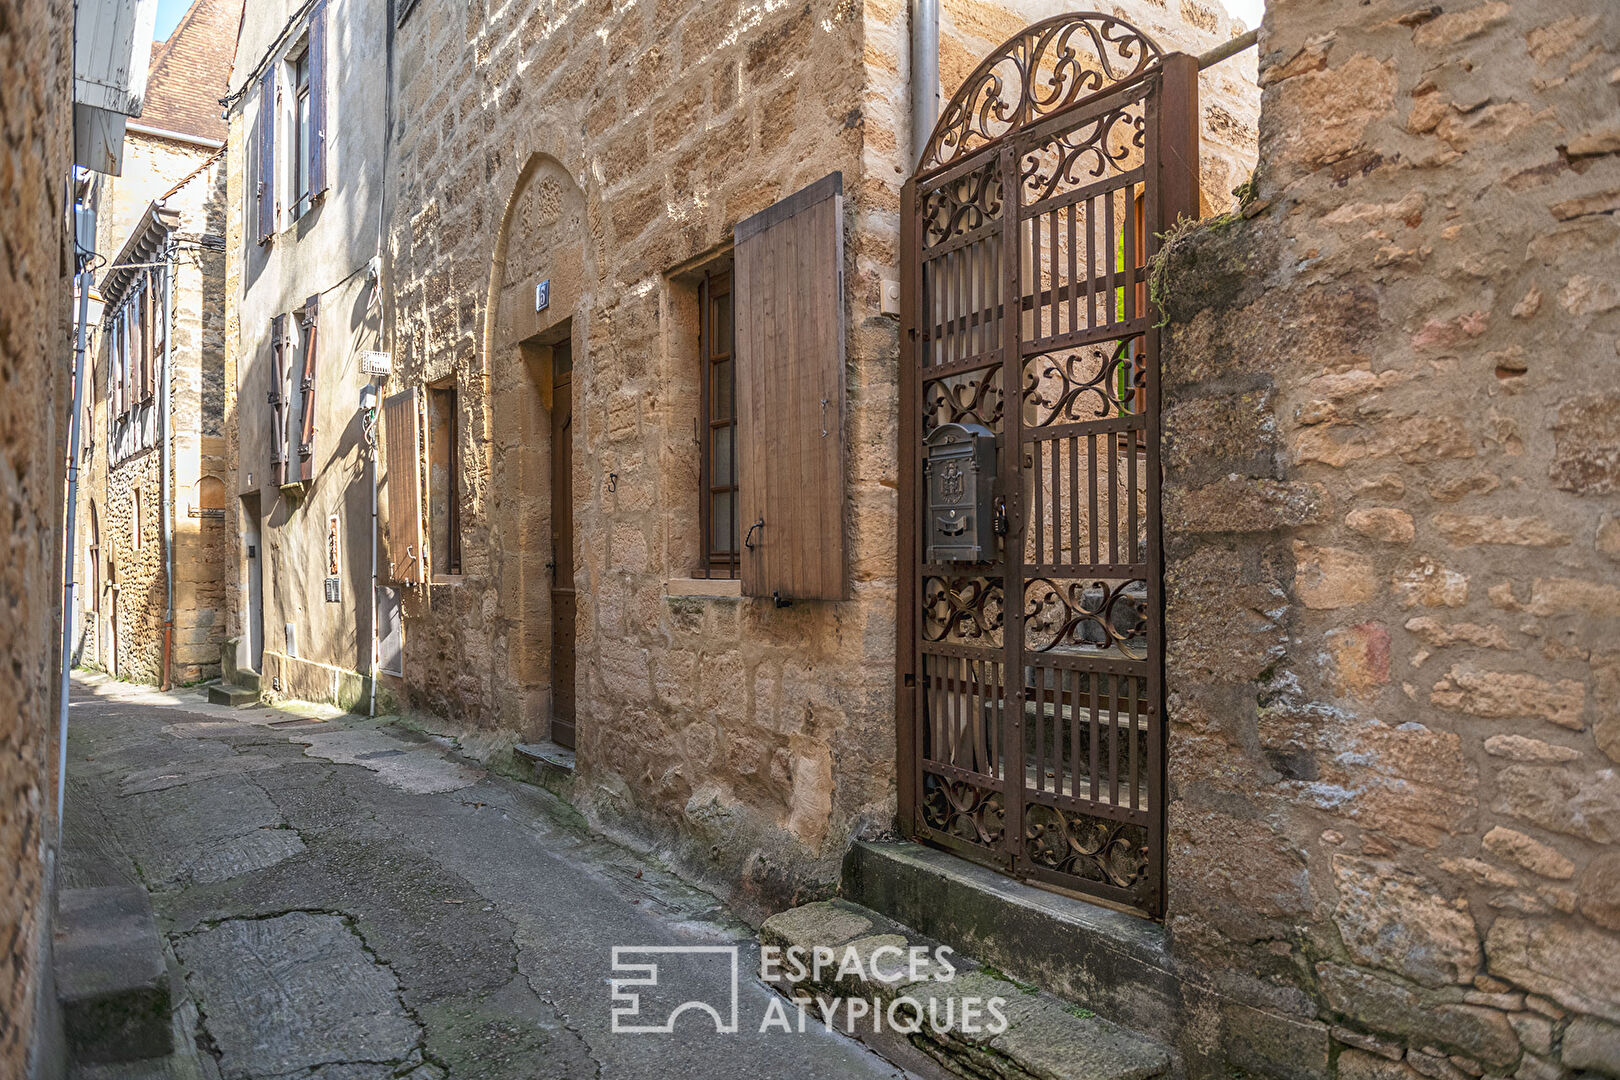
[711, 424, 733, 487]
[710, 490, 735, 554]
[713, 292, 732, 357]
[297, 94, 311, 204]
[712, 359, 733, 420]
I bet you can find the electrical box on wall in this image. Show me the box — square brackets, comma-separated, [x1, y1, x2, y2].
[923, 422, 997, 564]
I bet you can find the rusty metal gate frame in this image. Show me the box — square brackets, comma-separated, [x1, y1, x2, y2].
[898, 15, 1199, 918]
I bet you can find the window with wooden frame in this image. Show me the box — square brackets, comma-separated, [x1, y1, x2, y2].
[426, 383, 461, 577]
[286, 5, 327, 224]
[291, 47, 311, 219]
[698, 270, 739, 579]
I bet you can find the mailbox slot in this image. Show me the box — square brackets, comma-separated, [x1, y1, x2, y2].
[923, 422, 997, 563]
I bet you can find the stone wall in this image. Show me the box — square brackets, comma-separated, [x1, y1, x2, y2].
[1156, 0, 1620, 1076]
[223, 0, 388, 705]
[0, 0, 73, 1074]
[385, 0, 1253, 920]
[91, 153, 231, 686]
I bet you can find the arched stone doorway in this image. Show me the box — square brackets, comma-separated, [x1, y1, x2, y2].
[485, 154, 589, 748]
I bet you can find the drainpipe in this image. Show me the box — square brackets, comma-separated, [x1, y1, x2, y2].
[910, 0, 940, 169]
[57, 256, 93, 844]
[160, 239, 176, 689]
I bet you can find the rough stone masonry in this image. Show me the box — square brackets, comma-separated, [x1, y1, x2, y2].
[1154, 0, 1620, 1076]
[0, 0, 74, 1076]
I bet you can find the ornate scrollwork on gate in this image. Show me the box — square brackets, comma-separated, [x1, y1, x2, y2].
[1024, 803, 1147, 887]
[1020, 105, 1147, 203]
[923, 576, 1005, 644]
[921, 160, 1004, 249]
[925, 368, 1004, 434]
[1022, 340, 1140, 428]
[1023, 577, 1147, 657]
[923, 772, 1006, 845]
[919, 13, 1162, 173]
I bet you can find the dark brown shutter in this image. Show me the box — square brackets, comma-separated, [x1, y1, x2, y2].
[268, 313, 287, 486]
[256, 67, 276, 244]
[381, 389, 425, 586]
[308, 0, 328, 198]
[298, 295, 318, 482]
[733, 172, 847, 602]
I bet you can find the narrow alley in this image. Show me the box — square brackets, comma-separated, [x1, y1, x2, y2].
[60, 675, 904, 1080]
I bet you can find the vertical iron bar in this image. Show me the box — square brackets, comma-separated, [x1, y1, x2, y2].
[1001, 142, 1025, 873]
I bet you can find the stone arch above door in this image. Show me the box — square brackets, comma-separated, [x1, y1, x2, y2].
[486, 153, 588, 359]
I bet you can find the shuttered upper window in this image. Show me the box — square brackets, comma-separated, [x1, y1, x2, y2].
[254, 2, 325, 243]
[733, 172, 847, 602]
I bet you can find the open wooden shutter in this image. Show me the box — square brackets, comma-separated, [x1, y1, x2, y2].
[307, 0, 328, 198]
[298, 295, 319, 481]
[110, 317, 123, 416]
[268, 313, 288, 486]
[256, 67, 276, 244]
[733, 171, 847, 602]
[118, 312, 131, 416]
[381, 389, 425, 586]
[140, 279, 156, 401]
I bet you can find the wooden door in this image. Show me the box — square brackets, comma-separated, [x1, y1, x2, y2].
[549, 341, 576, 749]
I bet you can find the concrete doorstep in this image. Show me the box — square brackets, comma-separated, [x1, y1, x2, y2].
[54, 886, 174, 1065]
[759, 899, 1170, 1080]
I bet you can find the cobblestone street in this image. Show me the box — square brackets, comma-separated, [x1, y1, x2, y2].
[61, 675, 904, 1080]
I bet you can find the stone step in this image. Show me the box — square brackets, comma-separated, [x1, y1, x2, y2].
[206, 682, 258, 706]
[760, 898, 1171, 1080]
[54, 886, 174, 1064]
[514, 740, 575, 798]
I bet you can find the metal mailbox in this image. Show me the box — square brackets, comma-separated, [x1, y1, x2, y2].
[923, 422, 997, 563]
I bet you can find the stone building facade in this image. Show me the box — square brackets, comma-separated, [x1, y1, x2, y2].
[221, 0, 390, 709]
[0, 0, 73, 1074]
[379, 0, 1251, 923]
[1133, 0, 1620, 1075]
[78, 0, 239, 685]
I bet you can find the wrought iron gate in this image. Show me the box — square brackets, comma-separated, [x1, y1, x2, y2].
[898, 15, 1199, 917]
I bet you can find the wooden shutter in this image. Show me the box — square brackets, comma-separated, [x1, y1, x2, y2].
[381, 389, 425, 586]
[268, 313, 287, 486]
[307, 0, 328, 198]
[256, 67, 276, 244]
[140, 279, 156, 401]
[297, 295, 319, 481]
[110, 317, 123, 416]
[118, 312, 131, 415]
[733, 172, 847, 602]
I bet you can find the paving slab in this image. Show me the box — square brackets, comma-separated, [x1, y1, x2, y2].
[174, 912, 420, 1079]
[55, 886, 173, 1064]
[62, 676, 909, 1080]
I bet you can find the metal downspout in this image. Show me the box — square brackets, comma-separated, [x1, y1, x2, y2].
[160, 240, 176, 689]
[57, 263, 92, 844]
[910, 0, 939, 169]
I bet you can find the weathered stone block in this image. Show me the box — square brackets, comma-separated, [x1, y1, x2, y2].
[1332, 856, 1482, 987]
[1563, 1016, 1620, 1077]
[1486, 918, 1620, 1022]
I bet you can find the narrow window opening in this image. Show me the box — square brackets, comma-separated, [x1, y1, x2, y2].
[697, 271, 739, 579]
[427, 383, 461, 577]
